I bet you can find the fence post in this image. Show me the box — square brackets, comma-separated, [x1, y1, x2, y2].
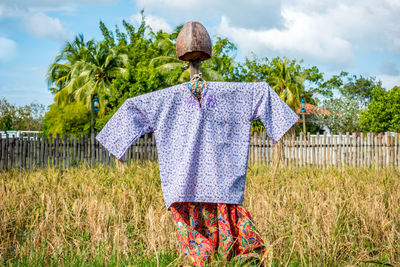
[49, 133, 53, 168]
[0, 133, 2, 170]
[354, 132, 357, 167]
[15, 133, 20, 168]
[386, 131, 391, 168]
[396, 133, 399, 169]
[360, 132, 364, 168]
[151, 132, 155, 162]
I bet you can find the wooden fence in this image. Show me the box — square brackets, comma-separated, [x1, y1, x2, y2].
[1, 131, 399, 171]
[249, 131, 400, 169]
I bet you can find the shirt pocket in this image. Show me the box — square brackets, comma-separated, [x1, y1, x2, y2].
[212, 109, 236, 144]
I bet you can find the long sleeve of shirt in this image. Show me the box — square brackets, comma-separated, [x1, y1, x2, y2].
[251, 82, 300, 143]
[95, 94, 155, 161]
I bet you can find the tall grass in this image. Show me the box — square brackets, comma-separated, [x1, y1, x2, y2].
[1, 161, 399, 266]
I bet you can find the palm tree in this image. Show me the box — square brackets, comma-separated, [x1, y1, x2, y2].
[269, 57, 304, 111]
[47, 36, 128, 116]
[268, 57, 304, 174]
[47, 34, 92, 98]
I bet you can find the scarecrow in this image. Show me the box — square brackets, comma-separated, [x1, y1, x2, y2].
[96, 21, 299, 266]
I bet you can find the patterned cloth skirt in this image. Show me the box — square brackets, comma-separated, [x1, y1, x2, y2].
[170, 202, 266, 266]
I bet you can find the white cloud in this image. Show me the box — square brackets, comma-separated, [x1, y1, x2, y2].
[135, 0, 283, 30]
[283, 0, 400, 52]
[217, 13, 354, 69]
[0, 0, 117, 8]
[22, 12, 71, 41]
[130, 13, 173, 33]
[136, 0, 199, 12]
[133, 0, 400, 72]
[377, 74, 400, 90]
[0, 37, 17, 61]
[212, 0, 400, 70]
[0, 3, 73, 42]
[0, 0, 117, 42]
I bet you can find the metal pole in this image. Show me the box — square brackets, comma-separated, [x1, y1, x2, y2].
[300, 93, 306, 134]
[91, 93, 94, 167]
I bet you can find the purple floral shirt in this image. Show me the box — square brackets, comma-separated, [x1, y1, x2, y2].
[96, 82, 299, 210]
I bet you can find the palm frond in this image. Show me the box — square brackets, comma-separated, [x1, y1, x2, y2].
[156, 62, 184, 73]
[178, 69, 190, 83]
[202, 68, 224, 81]
[150, 56, 180, 67]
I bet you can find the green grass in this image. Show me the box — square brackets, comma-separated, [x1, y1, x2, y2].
[1, 245, 268, 266]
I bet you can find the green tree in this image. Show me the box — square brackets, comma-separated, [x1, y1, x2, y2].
[340, 74, 381, 107]
[104, 17, 170, 108]
[42, 101, 91, 137]
[232, 54, 273, 83]
[235, 56, 322, 133]
[0, 98, 15, 131]
[203, 36, 238, 81]
[359, 86, 400, 133]
[319, 72, 382, 107]
[48, 34, 129, 116]
[315, 71, 348, 99]
[0, 98, 46, 131]
[310, 96, 362, 134]
[234, 55, 322, 107]
[149, 30, 188, 83]
[47, 34, 93, 96]
[269, 57, 305, 110]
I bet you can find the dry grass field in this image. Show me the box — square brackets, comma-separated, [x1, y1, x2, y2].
[1, 161, 399, 266]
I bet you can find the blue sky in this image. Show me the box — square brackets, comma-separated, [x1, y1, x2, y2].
[1, 0, 399, 109]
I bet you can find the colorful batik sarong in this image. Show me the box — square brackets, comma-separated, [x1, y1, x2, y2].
[170, 202, 266, 266]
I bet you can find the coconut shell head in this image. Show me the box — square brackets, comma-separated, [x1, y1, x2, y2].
[176, 21, 212, 61]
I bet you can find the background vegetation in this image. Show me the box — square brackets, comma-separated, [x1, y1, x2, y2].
[2, 11, 398, 137]
[1, 162, 399, 266]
